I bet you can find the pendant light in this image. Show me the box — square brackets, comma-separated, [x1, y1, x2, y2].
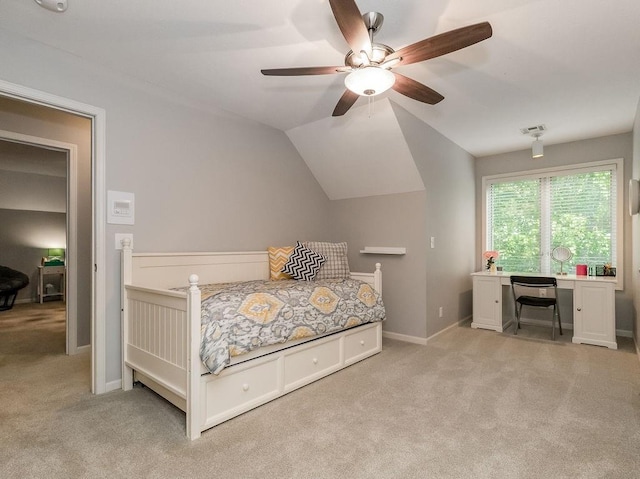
[532, 133, 544, 158]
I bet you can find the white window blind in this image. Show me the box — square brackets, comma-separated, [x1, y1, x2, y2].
[485, 163, 618, 275]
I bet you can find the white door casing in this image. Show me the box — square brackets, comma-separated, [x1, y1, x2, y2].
[0, 79, 107, 394]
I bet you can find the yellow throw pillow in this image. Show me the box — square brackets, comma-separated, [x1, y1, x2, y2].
[267, 246, 294, 280]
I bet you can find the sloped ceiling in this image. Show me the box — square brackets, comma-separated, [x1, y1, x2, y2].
[2, 1, 640, 201]
[287, 98, 425, 200]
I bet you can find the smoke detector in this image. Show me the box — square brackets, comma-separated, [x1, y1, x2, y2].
[34, 0, 67, 13]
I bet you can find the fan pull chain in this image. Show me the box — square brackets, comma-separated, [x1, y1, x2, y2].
[367, 96, 374, 118]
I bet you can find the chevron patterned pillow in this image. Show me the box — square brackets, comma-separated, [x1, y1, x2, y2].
[267, 246, 294, 280]
[281, 241, 326, 281]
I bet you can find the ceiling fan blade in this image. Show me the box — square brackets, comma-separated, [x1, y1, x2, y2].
[261, 66, 347, 76]
[387, 22, 492, 66]
[329, 0, 372, 56]
[392, 73, 444, 105]
[332, 89, 360, 116]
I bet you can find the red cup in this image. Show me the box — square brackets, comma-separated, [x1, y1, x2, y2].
[576, 264, 587, 275]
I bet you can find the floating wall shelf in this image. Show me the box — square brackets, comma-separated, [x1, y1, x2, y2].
[359, 247, 406, 255]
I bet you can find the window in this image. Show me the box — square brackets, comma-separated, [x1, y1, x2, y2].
[483, 160, 622, 281]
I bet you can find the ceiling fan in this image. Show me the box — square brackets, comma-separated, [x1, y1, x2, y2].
[261, 0, 492, 117]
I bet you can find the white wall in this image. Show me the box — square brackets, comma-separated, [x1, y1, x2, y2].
[0, 30, 333, 385]
[475, 133, 634, 332]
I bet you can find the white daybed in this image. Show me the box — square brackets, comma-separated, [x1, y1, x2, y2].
[120, 241, 383, 440]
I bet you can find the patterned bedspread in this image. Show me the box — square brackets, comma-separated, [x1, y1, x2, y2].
[180, 279, 385, 375]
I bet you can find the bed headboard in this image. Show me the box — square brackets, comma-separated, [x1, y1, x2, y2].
[121, 240, 381, 294]
[123, 248, 269, 290]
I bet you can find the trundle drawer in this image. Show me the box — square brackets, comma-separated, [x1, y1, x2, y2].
[344, 324, 381, 365]
[203, 356, 280, 419]
[283, 337, 341, 390]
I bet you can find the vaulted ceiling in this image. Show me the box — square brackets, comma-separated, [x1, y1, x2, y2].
[1, 0, 639, 175]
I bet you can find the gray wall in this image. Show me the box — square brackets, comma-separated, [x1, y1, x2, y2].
[0, 99, 92, 347]
[330, 104, 477, 341]
[0, 145, 67, 302]
[475, 133, 634, 332]
[395, 104, 476, 338]
[331, 191, 428, 338]
[0, 30, 333, 385]
[0, 209, 65, 300]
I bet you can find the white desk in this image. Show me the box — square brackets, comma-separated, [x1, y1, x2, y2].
[471, 272, 617, 349]
[38, 265, 66, 303]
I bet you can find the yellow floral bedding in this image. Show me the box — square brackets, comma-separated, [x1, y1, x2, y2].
[181, 279, 385, 375]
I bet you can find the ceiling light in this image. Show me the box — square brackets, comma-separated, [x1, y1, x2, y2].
[34, 0, 67, 13]
[532, 134, 544, 158]
[344, 67, 395, 97]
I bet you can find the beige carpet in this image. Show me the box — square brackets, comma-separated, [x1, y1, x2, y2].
[2, 307, 640, 479]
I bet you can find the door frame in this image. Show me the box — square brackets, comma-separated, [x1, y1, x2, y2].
[0, 130, 79, 354]
[0, 79, 107, 394]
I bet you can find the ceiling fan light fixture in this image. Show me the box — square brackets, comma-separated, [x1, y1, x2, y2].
[344, 67, 395, 96]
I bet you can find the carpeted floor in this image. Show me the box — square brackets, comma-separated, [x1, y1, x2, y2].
[1, 306, 640, 479]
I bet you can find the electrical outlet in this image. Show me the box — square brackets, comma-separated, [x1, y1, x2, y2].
[539, 288, 547, 297]
[438, 306, 443, 318]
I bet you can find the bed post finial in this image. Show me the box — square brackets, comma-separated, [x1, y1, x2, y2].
[121, 237, 132, 250]
[189, 274, 199, 290]
[373, 263, 382, 294]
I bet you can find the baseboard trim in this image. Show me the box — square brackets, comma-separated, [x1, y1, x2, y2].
[616, 329, 633, 338]
[382, 331, 427, 346]
[427, 316, 472, 343]
[382, 316, 473, 346]
[75, 344, 91, 354]
[106, 379, 122, 393]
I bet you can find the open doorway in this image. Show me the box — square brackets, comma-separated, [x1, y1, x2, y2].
[0, 137, 76, 354]
[0, 94, 93, 382]
[0, 79, 107, 395]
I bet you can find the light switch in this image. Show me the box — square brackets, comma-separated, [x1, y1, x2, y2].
[430, 237, 435, 249]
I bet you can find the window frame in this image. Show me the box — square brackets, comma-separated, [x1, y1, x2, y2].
[481, 158, 623, 289]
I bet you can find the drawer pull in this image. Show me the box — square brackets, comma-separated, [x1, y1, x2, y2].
[360, 340, 365, 346]
[312, 357, 318, 365]
[577, 308, 582, 312]
[242, 383, 249, 392]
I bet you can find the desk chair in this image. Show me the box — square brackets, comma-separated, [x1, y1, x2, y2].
[510, 276, 563, 340]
